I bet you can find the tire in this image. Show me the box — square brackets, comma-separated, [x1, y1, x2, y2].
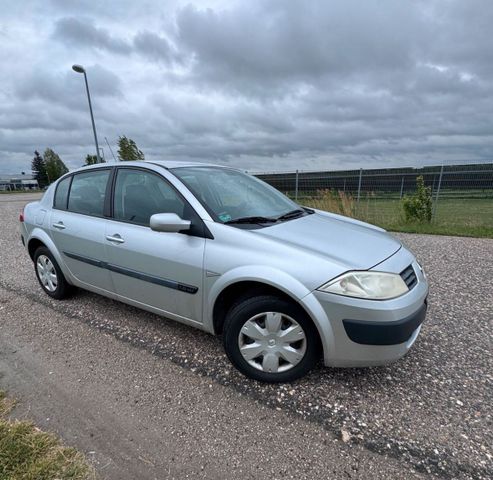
[34, 246, 74, 299]
[223, 295, 319, 382]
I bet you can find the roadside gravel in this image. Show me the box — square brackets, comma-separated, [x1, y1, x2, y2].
[0, 286, 425, 480]
[1, 194, 491, 479]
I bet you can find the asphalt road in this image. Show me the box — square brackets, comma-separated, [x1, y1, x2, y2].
[0, 193, 492, 479]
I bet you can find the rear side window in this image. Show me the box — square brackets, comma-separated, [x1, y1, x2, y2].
[68, 169, 110, 217]
[54, 176, 71, 210]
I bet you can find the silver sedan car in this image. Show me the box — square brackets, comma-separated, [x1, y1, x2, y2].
[20, 161, 428, 382]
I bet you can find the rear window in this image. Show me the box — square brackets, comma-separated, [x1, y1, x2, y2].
[67, 169, 110, 217]
[54, 176, 71, 210]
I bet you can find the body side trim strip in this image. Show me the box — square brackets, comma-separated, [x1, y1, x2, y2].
[63, 251, 198, 294]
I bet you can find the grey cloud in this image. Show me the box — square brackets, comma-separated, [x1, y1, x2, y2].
[53, 17, 180, 64]
[48, 0, 167, 22]
[53, 17, 132, 54]
[424, 1, 493, 75]
[2, 0, 493, 174]
[0, 104, 81, 132]
[133, 31, 177, 64]
[174, 1, 423, 91]
[15, 64, 122, 106]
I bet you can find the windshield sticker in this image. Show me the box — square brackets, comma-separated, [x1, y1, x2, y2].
[219, 213, 232, 222]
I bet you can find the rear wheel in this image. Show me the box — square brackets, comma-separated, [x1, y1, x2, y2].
[34, 247, 73, 299]
[223, 295, 319, 382]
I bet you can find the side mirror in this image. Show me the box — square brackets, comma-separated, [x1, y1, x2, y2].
[150, 213, 191, 233]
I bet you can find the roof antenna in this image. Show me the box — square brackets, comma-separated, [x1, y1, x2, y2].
[105, 136, 117, 162]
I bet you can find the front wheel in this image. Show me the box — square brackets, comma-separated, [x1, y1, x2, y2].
[223, 295, 319, 382]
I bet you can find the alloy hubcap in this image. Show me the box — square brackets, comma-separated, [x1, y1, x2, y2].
[238, 312, 307, 373]
[36, 255, 58, 292]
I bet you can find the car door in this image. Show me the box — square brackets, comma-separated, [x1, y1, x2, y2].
[104, 167, 206, 324]
[50, 168, 114, 293]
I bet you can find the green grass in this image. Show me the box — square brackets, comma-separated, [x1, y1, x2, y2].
[0, 391, 95, 480]
[382, 221, 492, 238]
[301, 195, 493, 238]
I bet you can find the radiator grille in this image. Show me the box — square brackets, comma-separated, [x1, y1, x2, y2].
[400, 265, 418, 290]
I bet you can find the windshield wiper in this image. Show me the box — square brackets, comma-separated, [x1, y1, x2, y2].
[224, 216, 278, 225]
[276, 209, 306, 221]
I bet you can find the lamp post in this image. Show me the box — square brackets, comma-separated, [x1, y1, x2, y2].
[72, 64, 101, 163]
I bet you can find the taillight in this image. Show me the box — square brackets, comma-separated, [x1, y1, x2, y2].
[19, 207, 24, 222]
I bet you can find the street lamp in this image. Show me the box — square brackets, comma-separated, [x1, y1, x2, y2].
[72, 64, 101, 163]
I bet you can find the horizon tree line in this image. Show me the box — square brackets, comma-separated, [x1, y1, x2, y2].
[31, 136, 145, 187]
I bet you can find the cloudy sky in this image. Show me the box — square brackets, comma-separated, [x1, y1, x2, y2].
[1, 0, 492, 174]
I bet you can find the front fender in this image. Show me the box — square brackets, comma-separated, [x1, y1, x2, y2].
[208, 265, 312, 307]
[206, 265, 335, 361]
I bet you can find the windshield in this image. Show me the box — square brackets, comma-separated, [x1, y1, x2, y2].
[171, 166, 299, 223]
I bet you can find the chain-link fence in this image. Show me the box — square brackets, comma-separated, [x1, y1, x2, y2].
[251, 163, 493, 236]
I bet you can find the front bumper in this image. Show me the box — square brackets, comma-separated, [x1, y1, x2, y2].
[302, 247, 429, 367]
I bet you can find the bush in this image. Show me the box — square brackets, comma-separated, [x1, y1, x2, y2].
[306, 189, 356, 217]
[402, 176, 432, 223]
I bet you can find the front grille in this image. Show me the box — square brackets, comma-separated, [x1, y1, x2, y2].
[400, 264, 418, 290]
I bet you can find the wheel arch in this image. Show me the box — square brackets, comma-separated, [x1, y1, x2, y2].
[28, 237, 46, 260]
[212, 280, 301, 334]
[208, 267, 333, 359]
[27, 229, 73, 283]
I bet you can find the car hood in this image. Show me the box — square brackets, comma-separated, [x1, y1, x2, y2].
[253, 212, 401, 271]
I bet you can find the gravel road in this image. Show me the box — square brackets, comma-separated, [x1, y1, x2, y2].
[0, 193, 491, 479]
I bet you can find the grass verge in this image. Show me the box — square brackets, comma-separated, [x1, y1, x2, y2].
[301, 192, 493, 238]
[381, 222, 493, 238]
[0, 391, 95, 480]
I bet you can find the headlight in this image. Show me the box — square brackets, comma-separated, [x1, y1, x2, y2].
[318, 271, 409, 300]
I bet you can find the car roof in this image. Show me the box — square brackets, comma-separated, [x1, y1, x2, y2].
[63, 161, 242, 179]
[70, 160, 234, 172]
[149, 160, 227, 169]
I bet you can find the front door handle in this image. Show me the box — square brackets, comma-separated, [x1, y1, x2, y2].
[106, 234, 125, 244]
[52, 221, 66, 230]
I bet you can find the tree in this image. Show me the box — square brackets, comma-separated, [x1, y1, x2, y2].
[44, 148, 69, 183]
[402, 175, 432, 223]
[117, 135, 145, 161]
[31, 151, 48, 188]
[84, 154, 104, 165]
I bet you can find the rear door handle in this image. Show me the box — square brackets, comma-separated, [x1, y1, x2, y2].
[106, 234, 125, 244]
[52, 222, 66, 230]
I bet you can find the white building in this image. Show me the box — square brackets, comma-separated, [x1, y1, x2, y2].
[0, 174, 39, 191]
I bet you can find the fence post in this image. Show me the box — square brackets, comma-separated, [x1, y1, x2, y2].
[294, 169, 299, 201]
[400, 176, 405, 199]
[432, 165, 444, 221]
[357, 168, 362, 202]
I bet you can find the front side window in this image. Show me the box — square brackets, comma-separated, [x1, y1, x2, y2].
[54, 175, 71, 210]
[171, 167, 299, 223]
[67, 169, 110, 217]
[113, 168, 187, 226]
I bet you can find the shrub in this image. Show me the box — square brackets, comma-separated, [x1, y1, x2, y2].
[304, 189, 356, 217]
[402, 175, 432, 223]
